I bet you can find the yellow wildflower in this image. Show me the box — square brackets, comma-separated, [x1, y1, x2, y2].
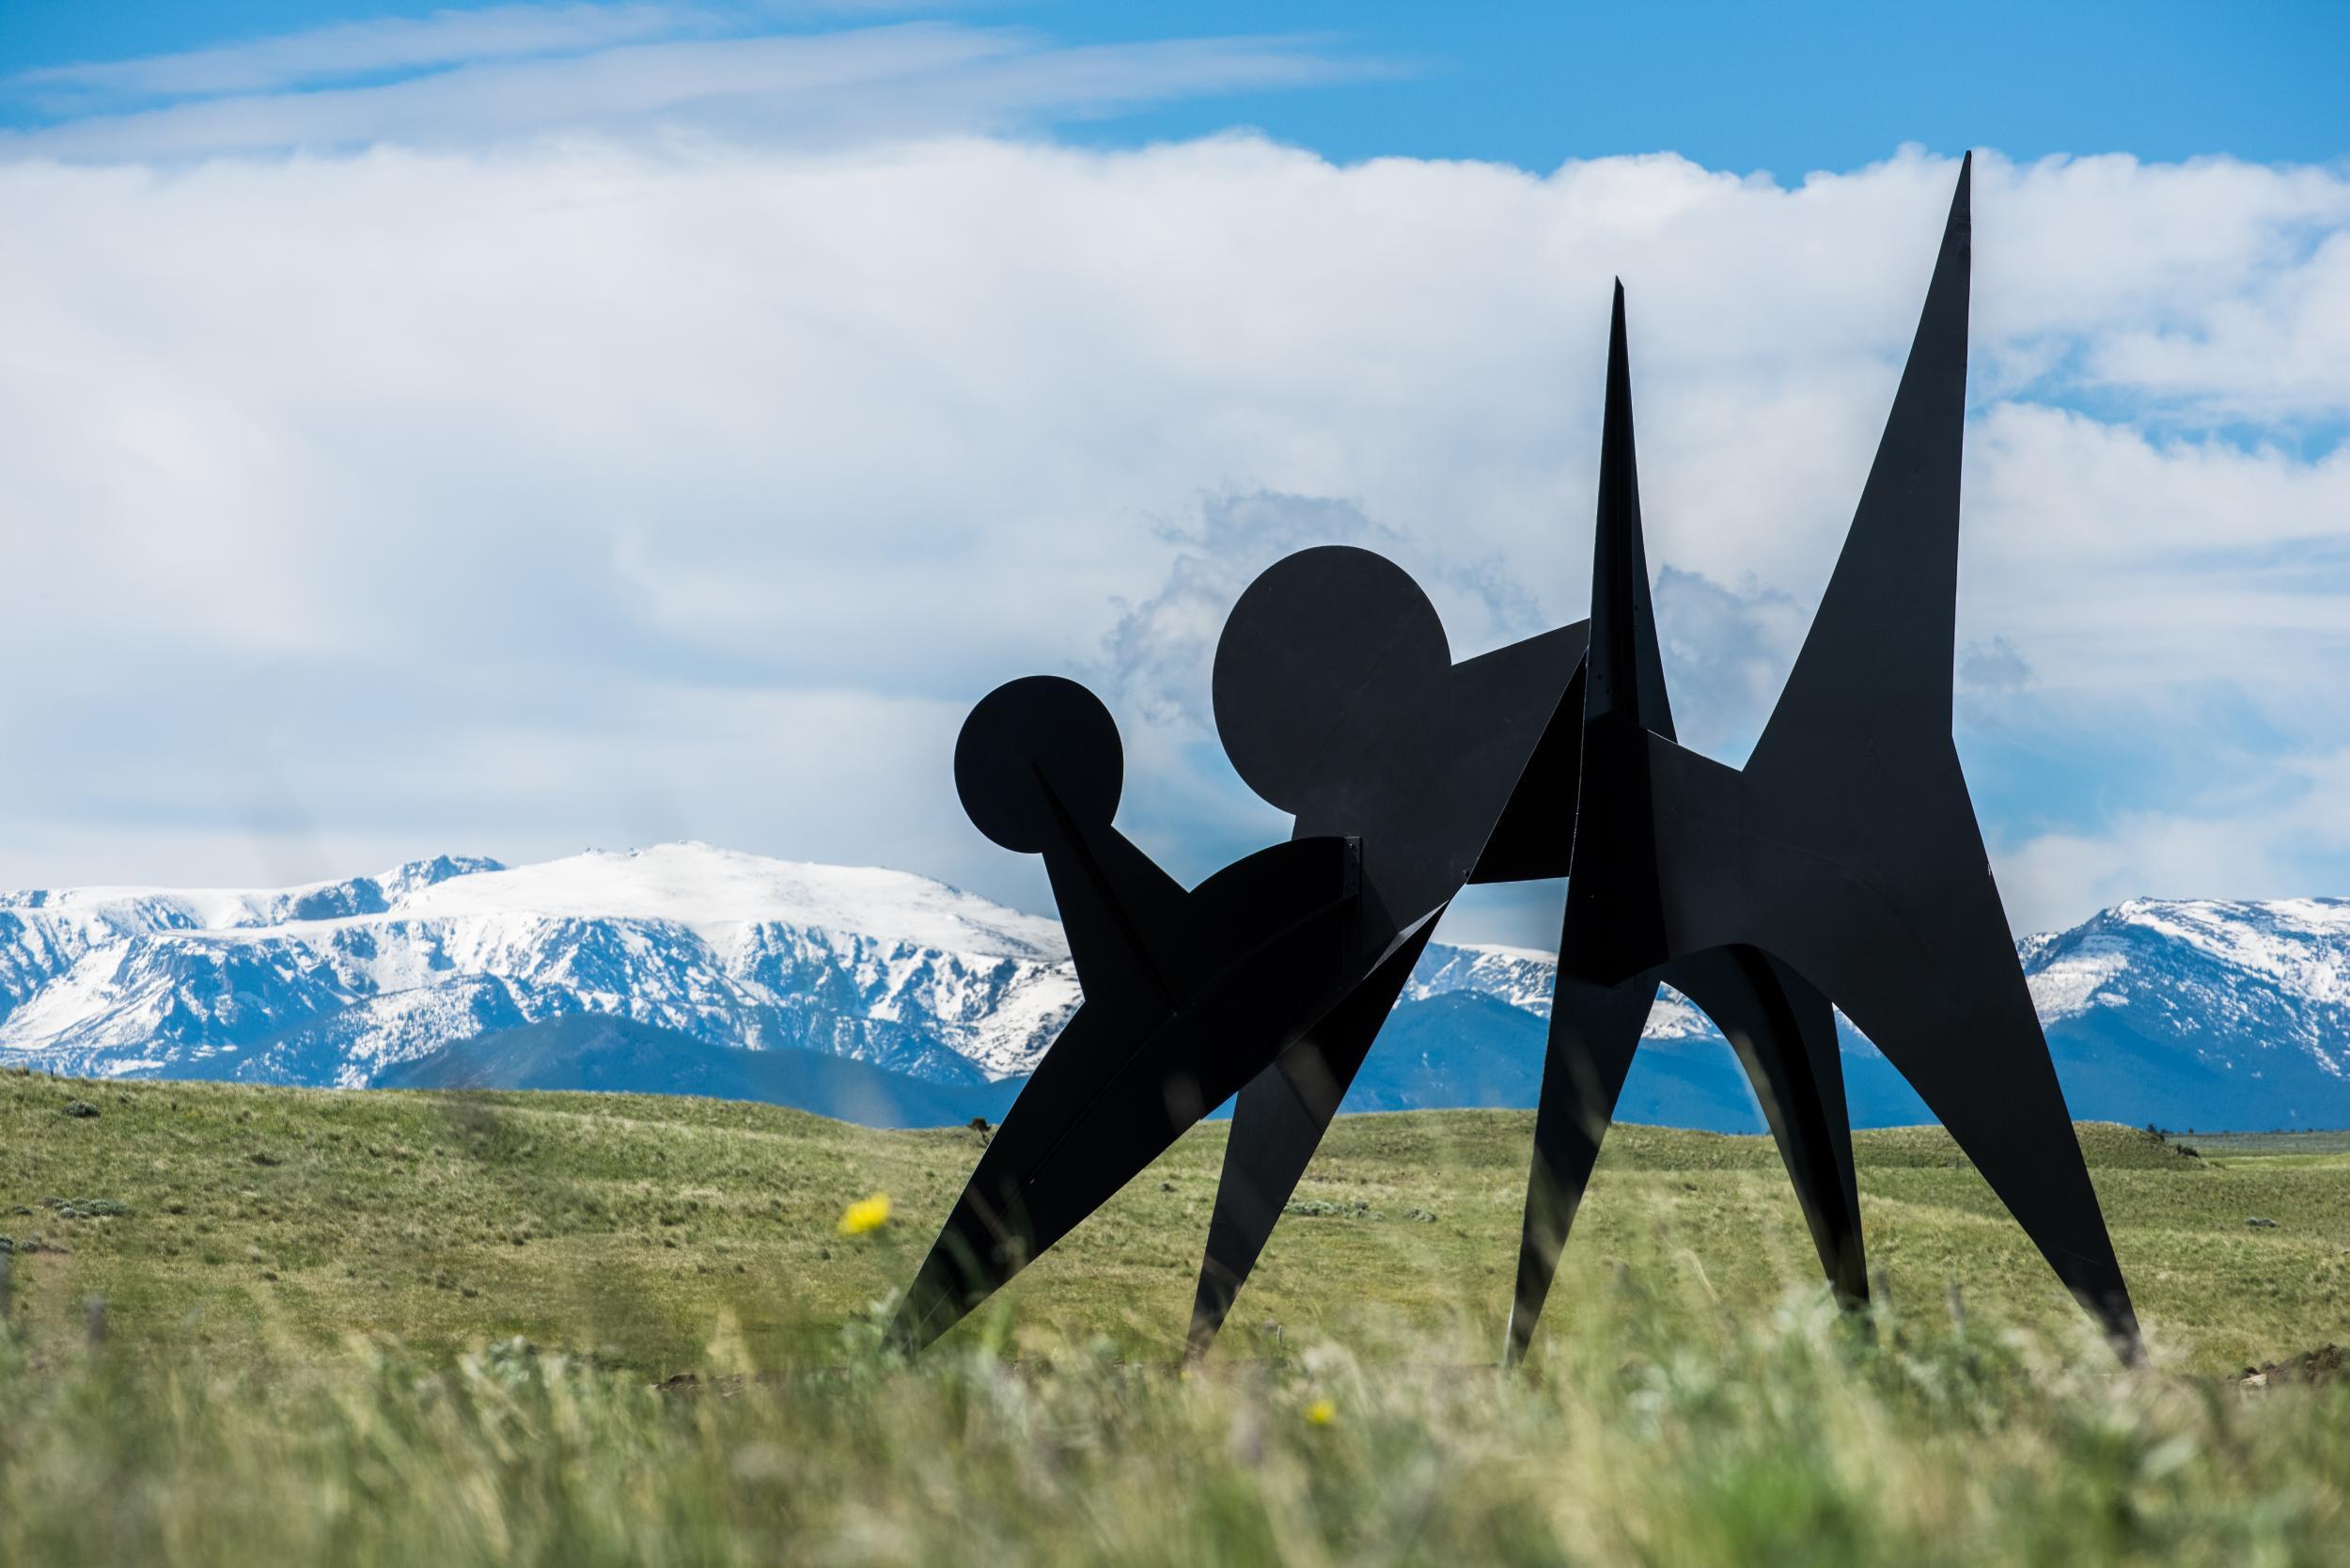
[838, 1192, 893, 1236]
[1303, 1397, 1337, 1427]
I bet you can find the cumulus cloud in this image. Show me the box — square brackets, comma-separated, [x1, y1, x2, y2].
[1998, 748, 2350, 932]
[0, 128, 2343, 932]
[1101, 491, 1394, 731]
[1100, 489, 1542, 736]
[1959, 636, 2032, 695]
[1645, 568, 1811, 763]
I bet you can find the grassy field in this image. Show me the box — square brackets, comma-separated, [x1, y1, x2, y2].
[3, 1067, 2348, 1563]
[2170, 1130, 2350, 1158]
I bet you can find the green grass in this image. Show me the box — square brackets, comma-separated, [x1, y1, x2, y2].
[3, 1068, 2348, 1564]
[2172, 1131, 2350, 1159]
[6, 1069, 2346, 1373]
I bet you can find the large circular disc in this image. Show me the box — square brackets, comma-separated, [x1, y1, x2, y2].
[1213, 546, 1449, 812]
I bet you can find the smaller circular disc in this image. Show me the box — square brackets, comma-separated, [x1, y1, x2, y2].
[955, 675, 1123, 853]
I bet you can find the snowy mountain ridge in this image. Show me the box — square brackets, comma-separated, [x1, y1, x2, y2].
[2014, 898, 2350, 1088]
[1406, 900, 2350, 1127]
[1403, 943, 1716, 1040]
[1, 845, 2342, 1128]
[0, 844, 1076, 1088]
[1415, 902, 2350, 1059]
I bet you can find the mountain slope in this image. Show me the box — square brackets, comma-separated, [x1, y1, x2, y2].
[1346, 992, 1777, 1133]
[2018, 899, 2350, 1128]
[374, 1013, 1022, 1129]
[0, 847, 2341, 1131]
[0, 844, 1078, 1090]
[1402, 902, 2350, 1130]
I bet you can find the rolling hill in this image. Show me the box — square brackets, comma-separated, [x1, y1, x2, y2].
[374, 1013, 1023, 1128]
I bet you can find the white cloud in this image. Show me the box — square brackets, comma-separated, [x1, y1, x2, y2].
[1, 24, 1385, 162]
[10, 3, 718, 102]
[2089, 226, 2350, 420]
[1998, 748, 2350, 933]
[1961, 402, 2350, 730]
[1647, 567, 1810, 763]
[0, 133, 2343, 929]
[1098, 489, 1542, 735]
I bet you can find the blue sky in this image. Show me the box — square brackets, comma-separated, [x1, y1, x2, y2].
[0, 2, 2344, 941]
[6, 0, 2348, 169]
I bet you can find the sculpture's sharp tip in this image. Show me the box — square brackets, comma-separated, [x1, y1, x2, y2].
[1502, 1297, 1537, 1367]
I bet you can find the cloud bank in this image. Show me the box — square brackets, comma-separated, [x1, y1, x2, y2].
[0, 128, 2343, 935]
[3, 12, 1389, 164]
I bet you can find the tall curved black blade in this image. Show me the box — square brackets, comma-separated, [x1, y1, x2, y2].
[1750, 153, 1970, 773]
[1704, 155, 2133, 1351]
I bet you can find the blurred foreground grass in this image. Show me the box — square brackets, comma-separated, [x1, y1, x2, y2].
[3, 1281, 2346, 1565]
[3, 1070, 2348, 1563]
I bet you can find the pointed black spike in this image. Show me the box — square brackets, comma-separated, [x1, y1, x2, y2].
[1753, 155, 1971, 770]
[1557, 287, 1676, 986]
[1586, 284, 1676, 742]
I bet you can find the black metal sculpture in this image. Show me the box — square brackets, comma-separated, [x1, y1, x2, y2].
[898, 154, 2141, 1363]
[892, 675, 1368, 1349]
[1189, 550, 1587, 1354]
[1509, 156, 2137, 1358]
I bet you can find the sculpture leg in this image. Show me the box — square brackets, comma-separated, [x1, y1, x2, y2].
[894, 895, 1360, 1352]
[1649, 746, 2140, 1356]
[893, 1024, 1136, 1348]
[1838, 962, 2138, 1352]
[1187, 924, 1436, 1358]
[1506, 976, 1656, 1364]
[1667, 946, 1867, 1307]
[1753, 870, 2141, 1355]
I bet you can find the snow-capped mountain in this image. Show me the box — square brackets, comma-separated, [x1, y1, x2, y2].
[1, 845, 2341, 1131]
[2022, 899, 2349, 1058]
[0, 844, 1078, 1089]
[1403, 899, 2350, 1130]
[1404, 943, 1716, 1042]
[2011, 898, 2349, 1128]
